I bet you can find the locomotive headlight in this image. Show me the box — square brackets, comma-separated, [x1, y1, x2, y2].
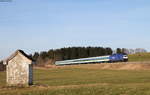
[123, 55, 128, 59]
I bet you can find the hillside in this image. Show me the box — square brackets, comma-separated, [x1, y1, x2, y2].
[129, 53, 150, 62]
[1, 63, 150, 95]
[41, 61, 150, 70]
[0, 53, 150, 95]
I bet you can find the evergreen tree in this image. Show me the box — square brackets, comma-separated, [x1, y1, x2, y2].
[116, 48, 122, 54]
[31, 46, 116, 64]
[33, 52, 39, 61]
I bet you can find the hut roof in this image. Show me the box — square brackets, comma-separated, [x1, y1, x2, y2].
[3, 50, 33, 65]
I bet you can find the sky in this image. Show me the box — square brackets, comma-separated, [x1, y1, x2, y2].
[0, 0, 150, 59]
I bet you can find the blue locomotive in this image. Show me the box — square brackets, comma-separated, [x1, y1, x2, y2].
[55, 53, 128, 65]
[109, 54, 128, 62]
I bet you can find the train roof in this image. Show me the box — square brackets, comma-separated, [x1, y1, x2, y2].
[56, 55, 110, 62]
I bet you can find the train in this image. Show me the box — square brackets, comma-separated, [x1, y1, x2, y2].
[55, 53, 128, 65]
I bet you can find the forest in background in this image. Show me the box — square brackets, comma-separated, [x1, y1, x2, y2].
[0, 47, 147, 66]
[31, 47, 127, 66]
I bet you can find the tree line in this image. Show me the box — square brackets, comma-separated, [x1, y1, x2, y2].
[0, 61, 5, 71]
[0, 47, 147, 68]
[31, 47, 127, 65]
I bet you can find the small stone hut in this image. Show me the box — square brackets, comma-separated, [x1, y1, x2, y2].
[3, 50, 34, 86]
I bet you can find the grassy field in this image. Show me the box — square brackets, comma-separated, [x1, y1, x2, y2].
[129, 53, 150, 62]
[1, 64, 150, 95]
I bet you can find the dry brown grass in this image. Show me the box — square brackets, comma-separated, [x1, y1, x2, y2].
[35, 61, 150, 70]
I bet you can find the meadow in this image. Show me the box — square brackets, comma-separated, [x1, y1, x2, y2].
[128, 53, 150, 62]
[1, 63, 150, 95]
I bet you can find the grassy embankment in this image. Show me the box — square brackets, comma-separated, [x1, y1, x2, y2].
[128, 53, 150, 62]
[1, 66, 150, 95]
[0, 52, 150, 95]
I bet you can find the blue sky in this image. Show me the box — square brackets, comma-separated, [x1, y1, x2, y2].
[0, 0, 150, 59]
